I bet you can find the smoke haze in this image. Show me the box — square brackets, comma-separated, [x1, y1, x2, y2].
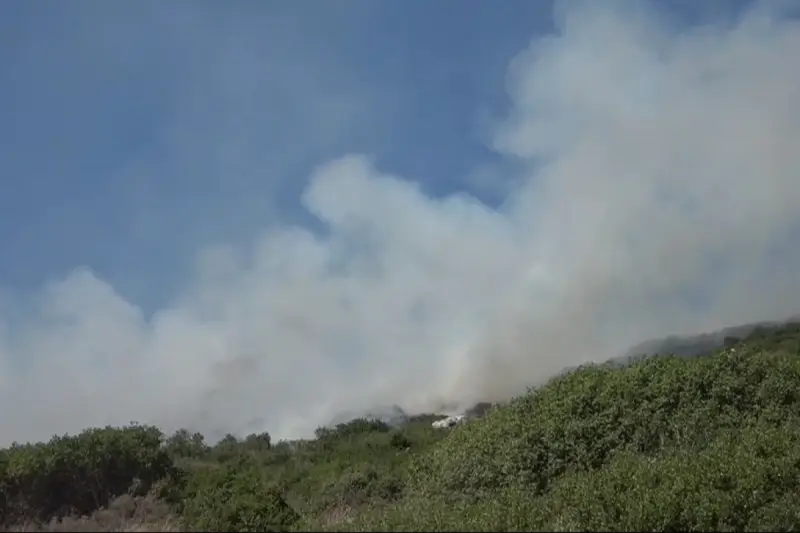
[2, 0, 800, 444]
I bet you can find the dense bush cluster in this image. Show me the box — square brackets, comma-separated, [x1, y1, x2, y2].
[2, 322, 800, 531]
[0, 424, 180, 526]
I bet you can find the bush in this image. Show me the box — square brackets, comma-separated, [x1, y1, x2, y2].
[319, 467, 404, 511]
[243, 432, 272, 452]
[181, 457, 299, 532]
[0, 424, 179, 525]
[315, 419, 391, 442]
[409, 334, 800, 501]
[164, 429, 209, 459]
[533, 421, 800, 531]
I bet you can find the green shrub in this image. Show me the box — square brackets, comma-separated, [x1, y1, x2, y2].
[181, 457, 299, 532]
[388, 431, 412, 450]
[533, 420, 800, 531]
[410, 332, 800, 501]
[315, 419, 391, 442]
[164, 429, 209, 459]
[243, 432, 272, 452]
[0, 424, 179, 525]
[318, 467, 404, 511]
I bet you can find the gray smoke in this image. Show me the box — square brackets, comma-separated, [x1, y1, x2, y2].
[2, 0, 800, 444]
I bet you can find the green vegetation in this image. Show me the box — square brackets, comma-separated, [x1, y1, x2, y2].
[3, 322, 800, 531]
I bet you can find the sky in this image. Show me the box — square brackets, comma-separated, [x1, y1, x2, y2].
[1, 0, 799, 444]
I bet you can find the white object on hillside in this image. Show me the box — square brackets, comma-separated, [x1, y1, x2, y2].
[432, 414, 466, 429]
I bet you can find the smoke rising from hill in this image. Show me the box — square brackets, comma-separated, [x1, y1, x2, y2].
[2, 1, 800, 444]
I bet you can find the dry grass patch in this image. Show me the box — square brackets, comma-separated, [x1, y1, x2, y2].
[8, 494, 183, 532]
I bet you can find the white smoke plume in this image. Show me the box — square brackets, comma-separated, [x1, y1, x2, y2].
[2, 0, 800, 444]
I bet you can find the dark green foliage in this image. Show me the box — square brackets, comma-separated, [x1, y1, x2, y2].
[243, 432, 272, 452]
[164, 428, 209, 459]
[201, 431, 273, 464]
[209, 433, 243, 462]
[317, 466, 404, 512]
[0, 424, 180, 525]
[388, 431, 412, 450]
[531, 421, 800, 531]
[315, 418, 391, 441]
[182, 458, 299, 532]
[409, 325, 800, 504]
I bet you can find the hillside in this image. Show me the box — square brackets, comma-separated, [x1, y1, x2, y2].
[617, 320, 790, 363]
[3, 320, 800, 531]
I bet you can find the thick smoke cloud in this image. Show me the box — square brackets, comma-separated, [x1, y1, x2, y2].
[2, 0, 800, 444]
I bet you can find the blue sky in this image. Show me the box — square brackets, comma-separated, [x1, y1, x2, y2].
[0, 0, 550, 313]
[3, 0, 800, 443]
[0, 0, 754, 314]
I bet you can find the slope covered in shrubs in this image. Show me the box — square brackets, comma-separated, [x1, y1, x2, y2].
[2, 322, 800, 531]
